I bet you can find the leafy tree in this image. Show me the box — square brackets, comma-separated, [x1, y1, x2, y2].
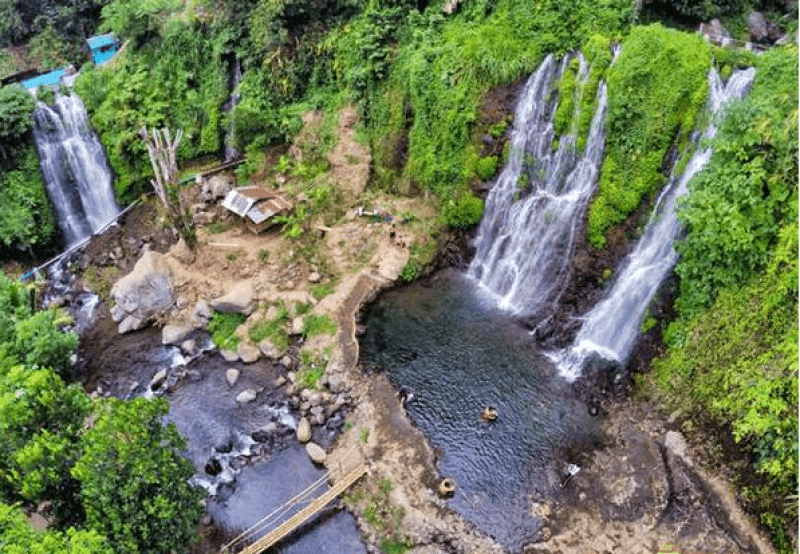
[0, 502, 112, 554]
[0, 146, 57, 254]
[100, 0, 182, 44]
[0, 0, 110, 46]
[0, 365, 90, 525]
[73, 397, 205, 554]
[0, 85, 36, 162]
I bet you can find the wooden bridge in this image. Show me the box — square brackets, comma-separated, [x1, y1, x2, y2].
[222, 448, 367, 554]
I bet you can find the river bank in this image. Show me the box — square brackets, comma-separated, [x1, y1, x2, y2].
[62, 97, 777, 553]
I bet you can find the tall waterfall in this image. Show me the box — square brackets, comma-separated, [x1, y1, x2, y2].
[553, 67, 756, 381]
[32, 91, 119, 247]
[467, 53, 608, 322]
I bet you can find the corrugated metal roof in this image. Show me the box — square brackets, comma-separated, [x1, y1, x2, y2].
[221, 186, 292, 230]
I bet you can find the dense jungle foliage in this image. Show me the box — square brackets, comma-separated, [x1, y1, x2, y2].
[652, 46, 798, 550]
[0, 0, 796, 551]
[0, 86, 56, 255]
[0, 275, 205, 552]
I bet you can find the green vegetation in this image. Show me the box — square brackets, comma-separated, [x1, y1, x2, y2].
[652, 46, 798, 551]
[365, 0, 631, 203]
[302, 313, 337, 338]
[0, 86, 56, 254]
[295, 365, 324, 390]
[74, 3, 227, 201]
[0, 273, 204, 551]
[206, 310, 247, 351]
[345, 475, 411, 553]
[587, 24, 711, 248]
[0, 503, 112, 554]
[553, 56, 580, 137]
[441, 194, 484, 230]
[248, 301, 290, 351]
[73, 397, 204, 554]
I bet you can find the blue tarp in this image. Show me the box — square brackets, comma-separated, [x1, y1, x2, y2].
[21, 68, 66, 89]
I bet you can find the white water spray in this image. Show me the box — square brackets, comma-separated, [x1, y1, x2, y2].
[468, 53, 608, 322]
[32, 92, 119, 247]
[553, 67, 756, 381]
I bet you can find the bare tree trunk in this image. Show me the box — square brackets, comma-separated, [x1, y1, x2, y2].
[140, 127, 184, 219]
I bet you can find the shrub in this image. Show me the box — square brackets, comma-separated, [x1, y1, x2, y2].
[206, 311, 247, 351]
[442, 194, 484, 229]
[587, 24, 711, 248]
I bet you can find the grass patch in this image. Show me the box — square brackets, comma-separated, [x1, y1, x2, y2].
[82, 265, 119, 306]
[205, 222, 233, 234]
[207, 311, 247, 351]
[295, 366, 325, 390]
[302, 313, 337, 338]
[248, 302, 290, 351]
[310, 282, 337, 301]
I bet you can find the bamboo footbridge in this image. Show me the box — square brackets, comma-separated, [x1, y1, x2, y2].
[222, 447, 368, 554]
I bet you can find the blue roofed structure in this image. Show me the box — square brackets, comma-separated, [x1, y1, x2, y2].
[84, 34, 119, 66]
[21, 68, 66, 89]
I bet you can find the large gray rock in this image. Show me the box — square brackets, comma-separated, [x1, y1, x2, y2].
[162, 323, 195, 345]
[305, 442, 327, 464]
[258, 339, 285, 359]
[210, 280, 255, 315]
[296, 417, 312, 443]
[237, 342, 261, 363]
[202, 175, 234, 200]
[226, 368, 240, 387]
[699, 18, 729, 43]
[236, 389, 257, 403]
[748, 11, 768, 42]
[110, 250, 175, 334]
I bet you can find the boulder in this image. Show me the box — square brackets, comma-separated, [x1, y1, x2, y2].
[210, 280, 256, 315]
[194, 301, 211, 324]
[748, 11, 768, 42]
[226, 368, 240, 387]
[220, 349, 239, 362]
[162, 323, 195, 345]
[290, 316, 304, 336]
[296, 417, 312, 443]
[258, 339, 284, 359]
[110, 250, 175, 334]
[206, 175, 233, 199]
[181, 339, 196, 354]
[699, 18, 729, 43]
[168, 237, 195, 265]
[237, 342, 261, 363]
[305, 442, 326, 464]
[150, 369, 167, 390]
[236, 389, 258, 403]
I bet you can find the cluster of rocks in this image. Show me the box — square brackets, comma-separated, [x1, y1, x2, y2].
[700, 11, 792, 47]
[190, 174, 233, 226]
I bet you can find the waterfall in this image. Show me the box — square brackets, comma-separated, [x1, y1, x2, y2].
[32, 91, 119, 247]
[552, 67, 756, 381]
[467, 53, 608, 323]
[223, 56, 243, 162]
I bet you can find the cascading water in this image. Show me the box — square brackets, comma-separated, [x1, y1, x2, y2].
[32, 91, 119, 247]
[223, 57, 243, 162]
[553, 66, 756, 381]
[468, 52, 607, 324]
